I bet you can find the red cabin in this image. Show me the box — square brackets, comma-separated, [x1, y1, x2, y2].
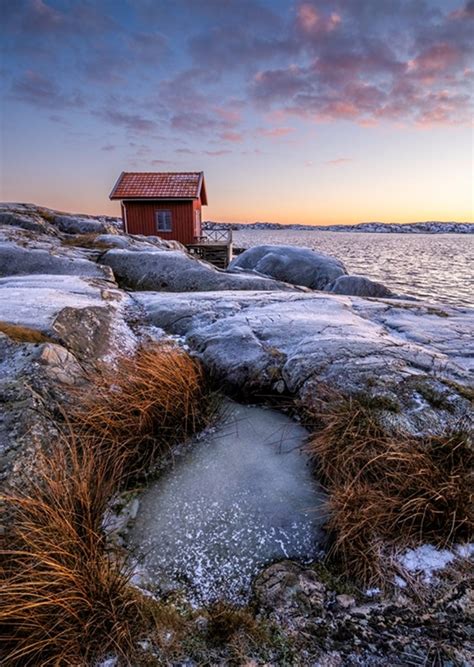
[109, 171, 208, 245]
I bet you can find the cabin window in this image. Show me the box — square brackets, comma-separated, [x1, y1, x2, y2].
[156, 210, 172, 232]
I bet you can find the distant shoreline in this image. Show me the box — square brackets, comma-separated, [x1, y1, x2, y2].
[205, 221, 474, 234]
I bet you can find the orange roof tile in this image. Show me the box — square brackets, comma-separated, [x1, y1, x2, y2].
[109, 171, 207, 203]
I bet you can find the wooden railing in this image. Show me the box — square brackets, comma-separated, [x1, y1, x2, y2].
[198, 229, 233, 244]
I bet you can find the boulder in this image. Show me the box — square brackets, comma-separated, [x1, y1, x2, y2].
[36, 342, 84, 386]
[50, 214, 114, 235]
[326, 275, 394, 298]
[0, 273, 137, 486]
[228, 244, 346, 289]
[0, 203, 120, 237]
[0, 333, 87, 487]
[253, 561, 327, 628]
[101, 249, 301, 292]
[0, 211, 52, 234]
[0, 243, 114, 280]
[95, 234, 184, 251]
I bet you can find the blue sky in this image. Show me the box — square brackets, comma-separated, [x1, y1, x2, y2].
[1, 0, 473, 223]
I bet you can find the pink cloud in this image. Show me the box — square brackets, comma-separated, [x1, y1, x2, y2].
[408, 43, 463, 81]
[205, 149, 232, 156]
[252, 30, 472, 128]
[257, 126, 294, 137]
[248, 1, 472, 128]
[297, 3, 341, 34]
[253, 65, 305, 102]
[318, 100, 358, 119]
[358, 117, 379, 127]
[220, 131, 243, 142]
[6, 0, 473, 140]
[449, 1, 474, 20]
[325, 157, 352, 166]
[415, 90, 469, 126]
[264, 109, 292, 123]
[213, 107, 242, 124]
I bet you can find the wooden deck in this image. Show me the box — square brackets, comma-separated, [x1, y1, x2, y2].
[186, 229, 233, 268]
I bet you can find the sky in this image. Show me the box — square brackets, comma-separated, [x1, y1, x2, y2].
[1, 0, 473, 225]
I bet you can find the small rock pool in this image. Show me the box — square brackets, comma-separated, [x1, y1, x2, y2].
[127, 400, 327, 605]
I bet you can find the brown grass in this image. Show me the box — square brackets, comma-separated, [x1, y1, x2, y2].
[305, 393, 393, 487]
[71, 342, 216, 480]
[0, 321, 53, 344]
[205, 602, 267, 649]
[1, 343, 216, 665]
[61, 233, 114, 249]
[306, 395, 474, 584]
[1, 436, 142, 665]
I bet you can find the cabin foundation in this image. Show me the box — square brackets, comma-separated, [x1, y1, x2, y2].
[186, 228, 233, 268]
[186, 242, 232, 269]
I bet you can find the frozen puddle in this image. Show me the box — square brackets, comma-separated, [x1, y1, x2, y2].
[128, 400, 327, 605]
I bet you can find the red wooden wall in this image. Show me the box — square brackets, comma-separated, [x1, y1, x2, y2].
[122, 200, 202, 244]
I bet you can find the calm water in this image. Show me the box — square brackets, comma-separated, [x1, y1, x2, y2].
[233, 230, 474, 307]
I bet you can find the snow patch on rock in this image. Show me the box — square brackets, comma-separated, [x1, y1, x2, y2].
[396, 543, 473, 584]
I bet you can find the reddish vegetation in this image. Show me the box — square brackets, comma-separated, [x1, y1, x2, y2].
[0, 321, 53, 344]
[0, 343, 215, 665]
[72, 342, 214, 480]
[306, 394, 473, 583]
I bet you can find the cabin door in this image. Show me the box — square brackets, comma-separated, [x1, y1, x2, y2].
[194, 208, 201, 238]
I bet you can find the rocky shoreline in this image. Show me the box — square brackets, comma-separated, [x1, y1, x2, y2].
[205, 220, 474, 234]
[1, 202, 472, 666]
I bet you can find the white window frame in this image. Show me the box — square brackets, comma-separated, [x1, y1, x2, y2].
[156, 210, 172, 232]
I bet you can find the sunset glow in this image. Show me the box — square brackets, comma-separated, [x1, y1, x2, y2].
[1, 0, 473, 224]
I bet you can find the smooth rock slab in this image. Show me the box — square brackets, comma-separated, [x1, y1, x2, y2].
[0, 274, 136, 362]
[135, 291, 473, 435]
[102, 248, 300, 292]
[0, 242, 113, 280]
[128, 401, 326, 605]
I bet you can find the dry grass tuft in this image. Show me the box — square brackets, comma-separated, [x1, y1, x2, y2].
[71, 342, 215, 479]
[1, 343, 216, 665]
[1, 436, 143, 665]
[0, 321, 53, 344]
[205, 602, 266, 648]
[305, 393, 392, 487]
[306, 395, 473, 583]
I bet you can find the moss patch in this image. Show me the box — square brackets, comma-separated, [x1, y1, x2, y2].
[61, 233, 114, 250]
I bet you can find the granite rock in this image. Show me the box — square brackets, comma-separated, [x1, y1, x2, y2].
[229, 244, 347, 289]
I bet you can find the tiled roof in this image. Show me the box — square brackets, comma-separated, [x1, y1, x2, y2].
[109, 172, 206, 202]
